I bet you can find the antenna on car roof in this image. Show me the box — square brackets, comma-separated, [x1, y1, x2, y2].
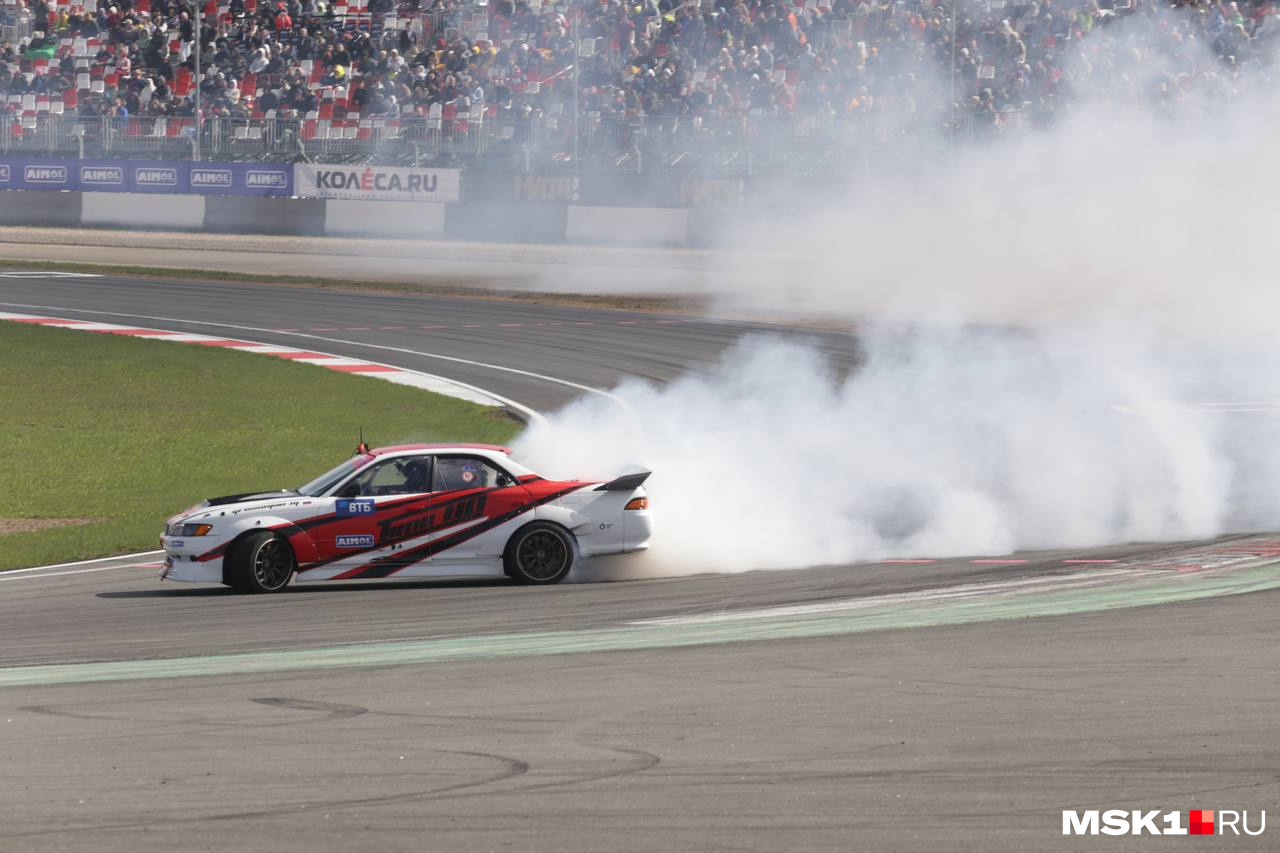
[355, 427, 369, 456]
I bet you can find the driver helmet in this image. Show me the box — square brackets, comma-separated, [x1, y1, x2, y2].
[402, 459, 431, 492]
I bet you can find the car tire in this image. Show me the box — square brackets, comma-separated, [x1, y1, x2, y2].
[225, 531, 295, 593]
[503, 522, 575, 584]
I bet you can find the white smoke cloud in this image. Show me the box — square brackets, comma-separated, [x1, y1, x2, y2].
[516, 329, 1280, 574]
[515, 8, 1280, 574]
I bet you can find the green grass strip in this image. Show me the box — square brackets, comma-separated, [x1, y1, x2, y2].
[0, 321, 519, 569]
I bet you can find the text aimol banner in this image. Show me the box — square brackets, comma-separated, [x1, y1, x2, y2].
[294, 164, 461, 202]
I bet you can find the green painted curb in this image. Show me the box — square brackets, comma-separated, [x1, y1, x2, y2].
[2, 562, 1277, 688]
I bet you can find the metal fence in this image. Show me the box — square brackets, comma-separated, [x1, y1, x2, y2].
[0, 109, 1016, 172]
[0, 2, 32, 45]
[0, 115, 499, 163]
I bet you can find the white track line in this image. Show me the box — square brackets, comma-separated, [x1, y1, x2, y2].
[4, 550, 164, 574]
[0, 564, 157, 582]
[0, 310, 545, 423]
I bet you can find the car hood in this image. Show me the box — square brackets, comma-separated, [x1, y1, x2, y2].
[167, 490, 300, 525]
[202, 490, 297, 507]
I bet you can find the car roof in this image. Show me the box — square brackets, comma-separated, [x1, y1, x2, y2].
[368, 443, 512, 457]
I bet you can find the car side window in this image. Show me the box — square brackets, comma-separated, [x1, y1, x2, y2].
[348, 457, 433, 496]
[432, 456, 515, 492]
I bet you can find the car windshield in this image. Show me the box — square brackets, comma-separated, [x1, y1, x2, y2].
[297, 458, 363, 496]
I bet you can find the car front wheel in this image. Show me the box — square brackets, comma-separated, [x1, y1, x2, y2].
[503, 522, 575, 584]
[226, 531, 295, 593]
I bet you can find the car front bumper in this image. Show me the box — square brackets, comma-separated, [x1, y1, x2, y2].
[159, 533, 226, 584]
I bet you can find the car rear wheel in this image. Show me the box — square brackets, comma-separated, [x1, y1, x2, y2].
[504, 522, 574, 584]
[226, 531, 295, 593]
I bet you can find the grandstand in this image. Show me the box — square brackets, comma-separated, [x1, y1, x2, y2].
[0, 0, 1271, 173]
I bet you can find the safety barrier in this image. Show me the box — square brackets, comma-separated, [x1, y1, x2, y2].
[0, 155, 822, 246]
[0, 189, 691, 245]
[0, 155, 787, 208]
[0, 112, 972, 173]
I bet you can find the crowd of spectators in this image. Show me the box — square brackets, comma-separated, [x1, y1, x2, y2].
[0, 0, 1274, 158]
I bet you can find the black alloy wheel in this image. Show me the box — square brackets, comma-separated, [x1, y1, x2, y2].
[227, 531, 295, 593]
[504, 523, 575, 584]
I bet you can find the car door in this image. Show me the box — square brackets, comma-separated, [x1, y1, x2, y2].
[426, 454, 528, 564]
[315, 454, 434, 569]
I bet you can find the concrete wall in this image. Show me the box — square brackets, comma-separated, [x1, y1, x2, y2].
[0, 190, 82, 227]
[203, 195, 327, 236]
[444, 202, 568, 243]
[0, 190, 697, 246]
[324, 199, 446, 238]
[81, 193, 205, 229]
[565, 206, 689, 246]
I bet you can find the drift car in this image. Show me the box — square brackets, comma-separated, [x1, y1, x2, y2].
[160, 443, 651, 592]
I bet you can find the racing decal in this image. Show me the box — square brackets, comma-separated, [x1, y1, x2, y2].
[228, 498, 315, 515]
[296, 489, 499, 572]
[196, 541, 230, 562]
[332, 485, 586, 580]
[378, 492, 487, 541]
[288, 494, 424, 534]
[336, 534, 376, 548]
[335, 498, 376, 516]
[192, 482, 592, 569]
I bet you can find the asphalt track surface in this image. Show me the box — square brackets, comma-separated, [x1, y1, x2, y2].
[2, 272, 1279, 851]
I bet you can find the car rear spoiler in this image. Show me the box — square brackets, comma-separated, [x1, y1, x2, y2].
[594, 469, 651, 491]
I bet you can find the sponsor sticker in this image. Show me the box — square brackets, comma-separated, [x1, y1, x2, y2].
[336, 534, 376, 548]
[336, 498, 375, 516]
[170, 539, 185, 547]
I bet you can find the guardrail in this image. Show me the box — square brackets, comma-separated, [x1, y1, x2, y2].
[0, 115, 498, 163]
[0, 110, 1013, 173]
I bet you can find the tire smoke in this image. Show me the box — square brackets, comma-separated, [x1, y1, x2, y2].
[514, 16, 1280, 574]
[515, 328, 1280, 574]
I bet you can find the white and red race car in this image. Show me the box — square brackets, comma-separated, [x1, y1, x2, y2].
[159, 443, 651, 592]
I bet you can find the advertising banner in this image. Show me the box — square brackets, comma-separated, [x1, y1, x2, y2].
[294, 164, 461, 202]
[0, 161, 75, 191]
[0, 158, 292, 196]
[188, 163, 292, 196]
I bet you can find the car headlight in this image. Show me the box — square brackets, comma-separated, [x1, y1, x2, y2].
[167, 522, 213, 537]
